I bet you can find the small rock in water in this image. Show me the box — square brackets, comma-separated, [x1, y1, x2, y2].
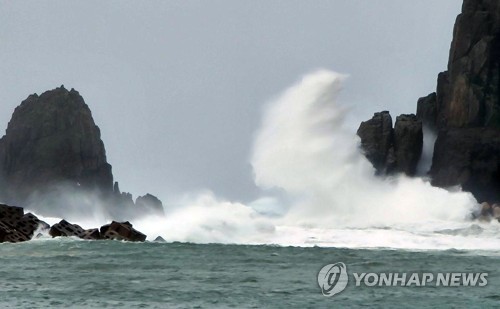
[154, 236, 166, 242]
[100, 221, 147, 242]
[49, 219, 147, 242]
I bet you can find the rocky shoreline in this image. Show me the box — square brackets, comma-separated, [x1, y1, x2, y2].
[0, 203, 147, 243]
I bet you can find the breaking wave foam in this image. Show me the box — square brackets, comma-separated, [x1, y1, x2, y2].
[32, 70, 500, 251]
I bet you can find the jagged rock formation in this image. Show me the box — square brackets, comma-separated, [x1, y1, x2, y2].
[440, 0, 500, 129]
[416, 0, 500, 203]
[357, 111, 394, 174]
[393, 115, 424, 176]
[416, 93, 437, 130]
[136, 194, 164, 216]
[357, 112, 422, 176]
[0, 86, 113, 202]
[418, 0, 500, 129]
[111, 182, 165, 219]
[111, 181, 136, 216]
[0, 86, 164, 218]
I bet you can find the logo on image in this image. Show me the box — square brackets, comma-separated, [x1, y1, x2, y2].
[317, 262, 348, 297]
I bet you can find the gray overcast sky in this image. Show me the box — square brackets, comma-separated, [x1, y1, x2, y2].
[0, 0, 461, 203]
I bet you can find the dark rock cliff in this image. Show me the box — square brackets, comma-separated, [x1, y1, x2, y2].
[0, 86, 164, 218]
[430, 128, 500, 202]
[393, 114, 423, 176]
[421, 0, 500, 203]
[0, 86, 113, 202]
[361, 0, 500, 203]
[416, 93, 437, 130]
[357, 111, 394, 174]
[438, 0, 500, 129]
[357, 112, 422, 176]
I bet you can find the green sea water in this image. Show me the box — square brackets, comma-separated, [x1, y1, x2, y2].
[0, 239, 498, 308]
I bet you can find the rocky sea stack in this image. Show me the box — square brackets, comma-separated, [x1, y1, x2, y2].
[0, 86, 113, 202]
[358, 0, 500, 205]
[357, 112, 423, 176]
[0, 86, 164, 222]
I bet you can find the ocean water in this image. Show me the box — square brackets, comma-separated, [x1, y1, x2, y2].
[1, 239, 499, 308]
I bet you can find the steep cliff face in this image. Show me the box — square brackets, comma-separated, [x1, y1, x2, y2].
[438, 0, 500, 129]
[417, 0, 500, 129]
[0, 86, 113, 203]
[416, 93, 437, 130]
[430, 128, 500, 202]
[356, 111, 394, 174]
[393, 114, 423, 176]
[419, 0, 500, 203]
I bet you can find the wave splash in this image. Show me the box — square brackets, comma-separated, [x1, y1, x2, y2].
[34, 70, 500, 250]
